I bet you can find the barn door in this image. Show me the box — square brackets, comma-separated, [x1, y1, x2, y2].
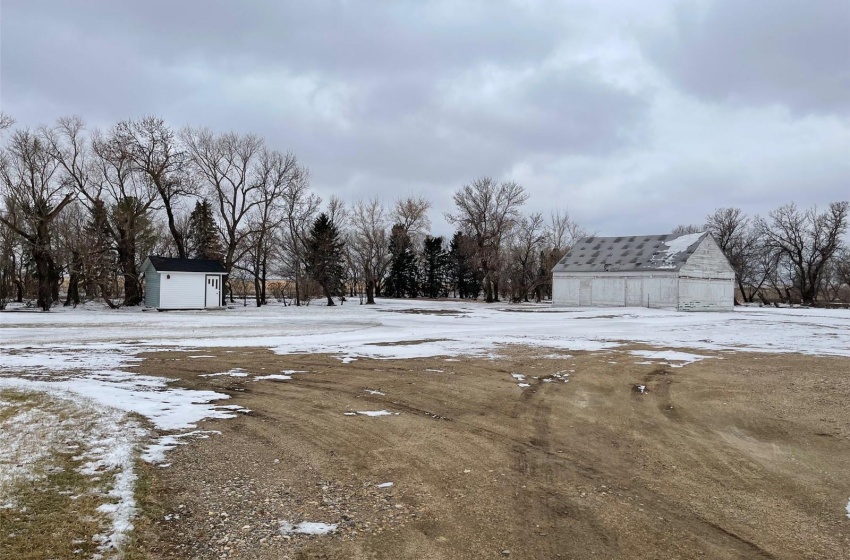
[205, 275, 220, 307]
[579, 278, 592, 306]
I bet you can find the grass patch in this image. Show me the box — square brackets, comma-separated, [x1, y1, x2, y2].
[1, 388, 148, 559]
[122, 461, 161, 560]
[0, 449, 104, 559]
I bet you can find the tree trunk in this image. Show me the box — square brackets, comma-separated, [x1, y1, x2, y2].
[65, 272, 80, 306]
[162, 195, 187, 259]
[365, 279, 376, 304]
[323, 284, 336, 306]
[254, 273, 262, 307]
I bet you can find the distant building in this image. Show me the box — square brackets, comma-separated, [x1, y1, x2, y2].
[551, 232, 735, 311]
[142, 256, 227, 310]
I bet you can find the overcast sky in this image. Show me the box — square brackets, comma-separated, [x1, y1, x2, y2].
[2, 0, 848, 237]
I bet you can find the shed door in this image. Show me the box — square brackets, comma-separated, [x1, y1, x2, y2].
[205, 275, 221, 307]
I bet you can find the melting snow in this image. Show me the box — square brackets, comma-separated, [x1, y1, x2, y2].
[352, 410, 399, 417]
[630, 350, 711, 367]
[199, 368, 249, 377]
[254, 374, 292, 381]
[664, 232, 705, 254]
[279, 521, 338, 535]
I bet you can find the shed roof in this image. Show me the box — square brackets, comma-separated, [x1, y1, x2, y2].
[552, 232, 709, 273]
[145, 255, 227, 274]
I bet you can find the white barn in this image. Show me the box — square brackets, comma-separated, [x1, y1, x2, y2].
[142, 256, 227, 310]
[551, 232, 735, 311]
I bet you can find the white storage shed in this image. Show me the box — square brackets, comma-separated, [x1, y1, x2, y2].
[142, 256, 227, 310]
[551, 232, 735, 311]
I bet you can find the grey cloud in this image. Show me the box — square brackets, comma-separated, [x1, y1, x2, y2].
[1, 0, 847, 239]
[641, 0, 850, 115]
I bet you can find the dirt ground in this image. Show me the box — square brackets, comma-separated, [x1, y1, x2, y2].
[129, 345, 850, 560]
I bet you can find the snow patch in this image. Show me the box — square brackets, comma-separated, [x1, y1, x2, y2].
[630, 350, 711, 367]
[279, 521, 337, 535]
[254, 374, 292, 381]
[377, 482, 394, 488]
[350, 410, 399, 417]
[199, 368, 249, 378]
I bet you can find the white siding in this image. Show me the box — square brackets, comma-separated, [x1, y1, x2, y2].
[159, 273, 206, 309]
[625, 277, 643, 306]
[678, 278, 734, 311]
[679, 237, 735, 279]
[552, 273, 678, 308]
[643, 277, 678, 308]
[590, 277, 626, 306]
[552, 275, 580, 305]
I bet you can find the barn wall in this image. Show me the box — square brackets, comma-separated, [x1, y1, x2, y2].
[143, 263, 160, 308]
[644, 277, 679, 308]
[159, 272, 206, 309]
[552, 275, 580, 305]
[552, 273, 678, 308]
[677, 278, 734, 311]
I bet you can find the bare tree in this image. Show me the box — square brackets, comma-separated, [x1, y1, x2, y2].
[183, 128, 263, 281]
[0, 129, 76, 310]
[446, 177, 528, 302]
[326, 195, 348, 229]
[350, 198, 390, 304]
[120, 117, 193, 258]
[672, 224, 704, 235]
[756, 202, 849, 305]
[87, 127, 161, 305]
[392, 195, 431, 243]
[505, 212, 546, 302]
[705, 208, 764, 302]
[244, 149, 301, 306]
[0, 113, 16, 133]
[280, 170, 319, 306]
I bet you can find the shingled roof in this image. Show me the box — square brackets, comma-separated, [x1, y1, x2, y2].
[552, 232, 708, 273]
[145, 255, 227, 274]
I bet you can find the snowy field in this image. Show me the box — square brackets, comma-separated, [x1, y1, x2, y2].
[1, 299, 849, 555]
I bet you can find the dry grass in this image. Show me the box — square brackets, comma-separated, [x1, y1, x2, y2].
[0, 389, 148, 560]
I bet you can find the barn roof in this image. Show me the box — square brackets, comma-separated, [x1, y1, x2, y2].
[144, 255, 227, 274]
[552, 232, 709, 273]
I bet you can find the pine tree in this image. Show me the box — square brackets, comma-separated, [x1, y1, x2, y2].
[386, 224, 418, 298]
[305, 213, 345, 306]
[420, 235, 449, 298]
[186, 200, 223, 262]
[449, 231, 482, 299]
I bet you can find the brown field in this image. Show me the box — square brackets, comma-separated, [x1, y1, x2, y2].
[128, 346, 850, 560]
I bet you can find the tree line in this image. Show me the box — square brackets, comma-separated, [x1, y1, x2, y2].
[0, 113, 847, 310]
[0, 115, 586, 310]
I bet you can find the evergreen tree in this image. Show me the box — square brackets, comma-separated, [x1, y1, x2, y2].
[305, 213, 345, 306]
[420, 235, 449, 298]
[186, 200, 224, 262]
[385, 224, 418, 298]
[449, 231, 482, 299]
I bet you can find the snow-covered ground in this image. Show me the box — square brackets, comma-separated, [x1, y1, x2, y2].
[2, 298, 849, 357]
[1, 298, 849, 552]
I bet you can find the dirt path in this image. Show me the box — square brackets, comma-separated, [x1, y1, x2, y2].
[129, 346, 850, 559]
